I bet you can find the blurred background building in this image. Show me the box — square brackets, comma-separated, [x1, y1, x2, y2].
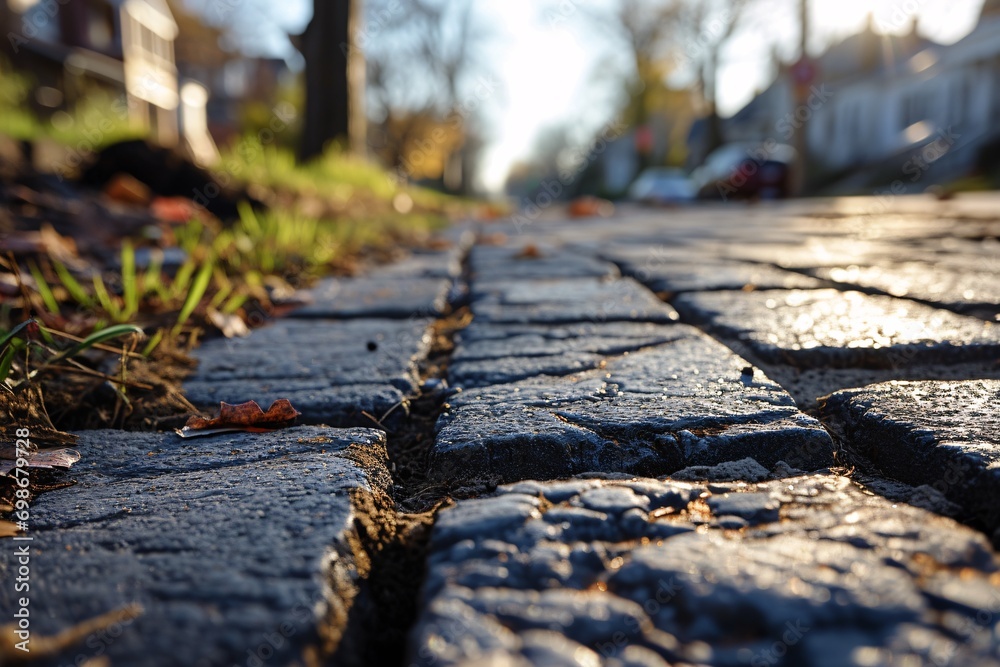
[1, 0, 998, 199]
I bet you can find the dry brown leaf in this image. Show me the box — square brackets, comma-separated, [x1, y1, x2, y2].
[150, 196, 198, 222]
[102, 173, 151, 204]
[0, 521, 21, 538]
[514, 243, 543, 259]
[568, 196, 615, 218]
[176, 399, 301, 438]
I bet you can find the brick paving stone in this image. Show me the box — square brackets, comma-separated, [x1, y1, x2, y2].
[290, 276, 450, 319]
[723, 239, 917, 269]
[185, 317, 430, 426]
[286, 246, 462, 320]
[470, 244, 618, 280]
[367, 250, 463, 279]
[450, 321, 689, 389]
[675, 289, 1000, 369]
[471, 277, 680, 325]
[0, 427, 392, 667]
[431, 327, 833, 486]
[810, 263, 1000, 319]
[622, 257, 823, 294]
[823, 379, 1000, 544]
[407, 474, 1000, 667]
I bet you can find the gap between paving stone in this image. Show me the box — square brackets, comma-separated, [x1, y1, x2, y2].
[329, 242, 477, 667]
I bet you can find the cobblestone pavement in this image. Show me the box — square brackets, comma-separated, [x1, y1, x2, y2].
[3, 195, 1000, 666]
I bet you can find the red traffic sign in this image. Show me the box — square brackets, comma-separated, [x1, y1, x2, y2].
[791, 58, 817, 86]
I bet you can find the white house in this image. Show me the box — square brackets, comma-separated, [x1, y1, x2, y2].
[810, 4, 1000, 174]
[714, 3, 1000, 186]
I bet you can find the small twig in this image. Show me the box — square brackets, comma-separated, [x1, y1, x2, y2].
[378, 398, 408, 424]
[39, 365, 154, 390]
[45, 329, 145, 359]
[360, 410, 395, 433]
[169, 388, 199, 413]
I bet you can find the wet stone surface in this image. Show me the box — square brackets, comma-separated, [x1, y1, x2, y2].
[407, 474, 1000, 667]
[12, 198, 1000, 666]
[450, 321, 690, 389]
[0, 428, 392, 667]
[432, 326, 833, 486]
[809, 263, 1000, 319]
[823, 379, 1000, 544]
[185, 317, 430, 426]
[290, 276, 451, 319]
[470, 277, 680, 325]
[604, 247, 824, 294]
[470, 244, 618, 281]
[675, 289, 1000, 369]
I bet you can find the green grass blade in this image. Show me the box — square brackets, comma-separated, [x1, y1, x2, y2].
[221, 292, 248, 315]
[141, 328, 164, 357]
[47, 324, 144, 366]
[92, 274, 123, 321]
[169, 260, 196, 302]
[27, 261, 60, 314]
[0, 319, 36, 351]
[0, 345, 16, 384]
[121, 241, 138, 319]
[209, 282, 232, 309]
[52, 260, 92, 307]
[238, 200, 262, 237]
[172, 258, 213, 335]
[142, 251, 164, 297]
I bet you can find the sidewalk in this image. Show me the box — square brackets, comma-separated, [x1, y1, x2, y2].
[3, 195, 999, 666]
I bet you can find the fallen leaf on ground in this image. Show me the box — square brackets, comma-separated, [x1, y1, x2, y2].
[176, 399, 302, 438]
[103, 172, 151, 204]
[477, 232, 508, 246]
[0, 449, 81, 476]
[514, 243, 544, 259]
[151, 196, 198, 222]
[568, 196, 615, 218]
[0, 604, 142, 662]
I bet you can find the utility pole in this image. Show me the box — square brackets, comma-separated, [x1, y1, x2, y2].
[790, 0, 811, 196]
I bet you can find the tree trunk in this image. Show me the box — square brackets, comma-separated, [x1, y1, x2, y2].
[299, 0, 357, 162]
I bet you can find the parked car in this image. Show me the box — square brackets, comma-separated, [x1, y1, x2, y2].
[627, 167, 696, 204]
[692, 142, 797, 200]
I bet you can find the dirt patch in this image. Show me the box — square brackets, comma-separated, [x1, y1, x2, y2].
[0, 338, 198, 433]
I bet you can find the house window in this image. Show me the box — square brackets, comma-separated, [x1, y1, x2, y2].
[86, 1, 114, 51]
